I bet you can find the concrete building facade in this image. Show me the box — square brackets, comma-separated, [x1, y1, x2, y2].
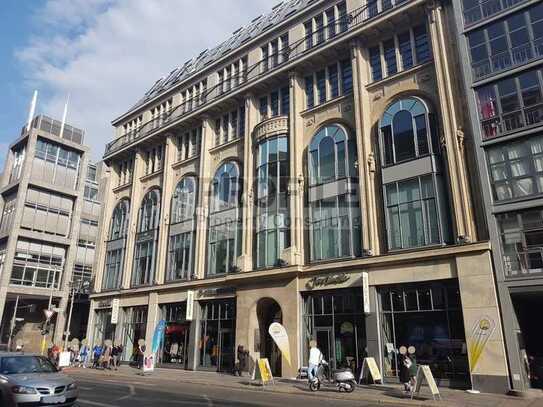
[0, 115, 102, 352]
[452, 0, 543, 392]
[89, 0, 510, 393]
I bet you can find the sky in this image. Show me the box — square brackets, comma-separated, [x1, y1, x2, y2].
[0, 0, 273, 168]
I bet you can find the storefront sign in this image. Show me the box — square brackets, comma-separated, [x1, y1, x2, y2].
[198, 287, 236, 299]
[412, 365, 441, 400]
[186, 290, 194, 321]
[362, 272, 370, 314]
[467, 316, 496, 371]
[358, 357, 382, 384]
[306, 273, 350, 290]
[111, 299, 120, 324]
[96, 300, 112, 309]
[268, 322, 291, 367]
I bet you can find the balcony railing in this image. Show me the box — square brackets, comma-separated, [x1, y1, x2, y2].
[504, 247, 543, 279]
[104, 0, 413, 157]
[463, 0, 528, 27]
[472, 39, 543, 80]
[481, 102, 543, 140]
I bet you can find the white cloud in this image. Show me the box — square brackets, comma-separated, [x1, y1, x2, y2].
[16, 0, 272, 162]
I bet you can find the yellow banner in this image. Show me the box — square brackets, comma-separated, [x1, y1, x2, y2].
[268, 322, 291, 366]
[467, 316, 496, 371]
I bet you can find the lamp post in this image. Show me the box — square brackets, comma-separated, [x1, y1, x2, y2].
[63, 279, 90, 349]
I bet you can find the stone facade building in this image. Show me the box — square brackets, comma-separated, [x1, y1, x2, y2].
[0, 115, 102, 351]
[452, 0, 543, 392]
[88, 0, 509, 393]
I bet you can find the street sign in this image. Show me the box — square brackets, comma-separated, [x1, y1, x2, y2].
[111, 299, 120, 324]
[43, 309, 55, 321]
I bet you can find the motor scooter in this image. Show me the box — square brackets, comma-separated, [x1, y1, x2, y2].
[308, 360, 356, 393]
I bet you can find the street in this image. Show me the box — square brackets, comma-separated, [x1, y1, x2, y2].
[72, 374, 381, 407]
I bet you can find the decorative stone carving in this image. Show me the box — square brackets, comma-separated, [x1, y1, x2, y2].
[367, 153, 376, 173]
[456, 127, 465, 152]
[253, 115, 289, 142]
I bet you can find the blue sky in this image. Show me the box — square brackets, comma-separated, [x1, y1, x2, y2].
[0, 0, 272, 169]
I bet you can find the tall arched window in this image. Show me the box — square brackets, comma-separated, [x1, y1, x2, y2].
[256, 136, 290, 268]
[379, 97, 451, 250]
[168, 177, 197, 281]
[208, 162, 242, 276]
[133, 189, 161, 286]
[103, 199, 130, 290]
[307, 124, 361, 261]
[380, 97, 438, 166]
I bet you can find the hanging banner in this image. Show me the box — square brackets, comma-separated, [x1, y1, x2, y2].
[268, 322, 291, 366]
[467, 316, 496, 371]
[362, 272, 370, 314]
[111, 299, 120, 324]
[186, 290, 195, 321]
[151, 320, 166, 354]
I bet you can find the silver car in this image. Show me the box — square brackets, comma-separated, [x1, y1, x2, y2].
[0, 352, 78, 406]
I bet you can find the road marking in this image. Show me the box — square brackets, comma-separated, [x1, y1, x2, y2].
[78, 399, 120, 407]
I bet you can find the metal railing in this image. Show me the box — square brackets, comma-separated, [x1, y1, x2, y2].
[463, 0, 528, 27]
[481, 102, 543, 140]
[104, 0, 413, 157]
[472, 39, 543, 80]
[504, 247, 543, 278]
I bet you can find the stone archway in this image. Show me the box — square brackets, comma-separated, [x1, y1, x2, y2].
[256, 298, 282, 377]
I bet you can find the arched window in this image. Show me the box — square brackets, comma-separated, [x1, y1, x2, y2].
[171, 177, 196, 223]
[255, 136, 290, 268]
[307, 124, 361, 261]
[208, 162, 242, 276]
[109, 200, 130, 240]
[133, 189, 161, 286]
[379, 97, 451, 250]
[168, 177, 197, 281]
[309, 124, 356, 185]
[380, 97, 437, 166]
[103, 199, 130, 290]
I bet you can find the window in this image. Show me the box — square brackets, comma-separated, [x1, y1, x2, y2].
[31, 138, 81, 189]
[177, 126, 202, 162]
[214, 106, 245, 146]
[172, 177, 196, 224]
[261, 34, 289, 72]
[498, 208, 543, 278]
[463, 0, 528, 26]
[368, 24, 430, 83]
[11, 239, 65, 289]
[150, 98, 172, 128]
[488, 135, 543, 201]
[258, 88, 290, 121]
[21, 188, 73, 237]
[84, 185, 98, 201]
[380, 97, 436, 166]
[144, 145, 164, 175]
[305, 59, 353, 109]
[307, 124, 361, 261]
[385, 176, 441, 250]
[256, 137, 290, 268]
[208, 162, 242, 276]
[216, 55, 248, 94]
[304, 2, 348, 51]
[468, 4, 543, 79]
[109, 200, 130, 240]
[122, 115, 142, 139]
[103, 248, 123, 290]
[86, 165, 97, 182]
[476, 68, 543, 139]
[0, 194, 17, 236]
[132, 190, 160, 286]
[118, 158, 134, 186]
[10, 146, 25, 183]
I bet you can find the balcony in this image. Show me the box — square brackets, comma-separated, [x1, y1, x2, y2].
[472, 40, 543, 81]
[481, 102, 543, 140]
[104, 0, 414, 158]
[463, 0, 529, 28]
[504, 247, 543, 279]
[253, 115, 289, 142]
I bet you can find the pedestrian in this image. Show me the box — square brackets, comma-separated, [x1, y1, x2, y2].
[112, 344, 122, 370]
[102, 343, 112, 370]
[79, 343, 89, 368]
[399, 346, 418, 393]
[137, 342, 146, 370]
[92, 344, 103, 369]
[307, 340, 323, 384]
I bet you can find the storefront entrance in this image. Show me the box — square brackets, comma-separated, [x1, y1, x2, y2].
[199, 299, 236, 372]
[158, 303, 190, 369]
[121, 306, 147, 363]
[511, 291, 543, 389]
[378, 280, 469, 387]
[302, 288, 366, 374]
[257, 298, 282, 377]
[93, 309, 115, 346]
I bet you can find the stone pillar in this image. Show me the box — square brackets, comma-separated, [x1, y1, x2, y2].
[289, 72, 305, 265]
[427, 2, 476, 243]
[156, 136, 176, 284]
[144, 292, 159, 355]
[85, 299, 97, 345]
[364, 286, 380, 368]
[456, 251, 509, 393]
[187, 303, 202, 371]
[194, 118, 214, 279]
[351, 41, 380, 255]
[240, 95, 257, 271]
[122, 149, 146, 288]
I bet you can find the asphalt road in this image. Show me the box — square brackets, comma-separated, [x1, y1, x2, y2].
[71, 375, 383, 407]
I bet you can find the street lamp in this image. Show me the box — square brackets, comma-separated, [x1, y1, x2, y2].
[63, 279, 91, 349]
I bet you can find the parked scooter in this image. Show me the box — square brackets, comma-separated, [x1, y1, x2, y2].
[308, 360, 356, 393]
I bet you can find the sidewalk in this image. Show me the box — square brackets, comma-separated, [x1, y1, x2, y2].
[65, 365, 543, 407]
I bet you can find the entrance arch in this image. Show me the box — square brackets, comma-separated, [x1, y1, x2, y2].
[256, 298, 282, 377]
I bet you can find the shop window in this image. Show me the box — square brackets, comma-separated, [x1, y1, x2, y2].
[132, 190, 160, 287]
[199, 300, 236, 372]
[255, 137, 290, 269]
[379, 281, 469, 384]
[207, 162, 242, 276]
[93, 309, 115, 347]
[158, 303, 191, 367]
[121, 306, 148, 362]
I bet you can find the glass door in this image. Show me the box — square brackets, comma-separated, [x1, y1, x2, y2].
[316, 327, 334, 369]
[219, 329, 235, 372]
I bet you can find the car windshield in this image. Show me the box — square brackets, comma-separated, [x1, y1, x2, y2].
[0, 356, 57, 375]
